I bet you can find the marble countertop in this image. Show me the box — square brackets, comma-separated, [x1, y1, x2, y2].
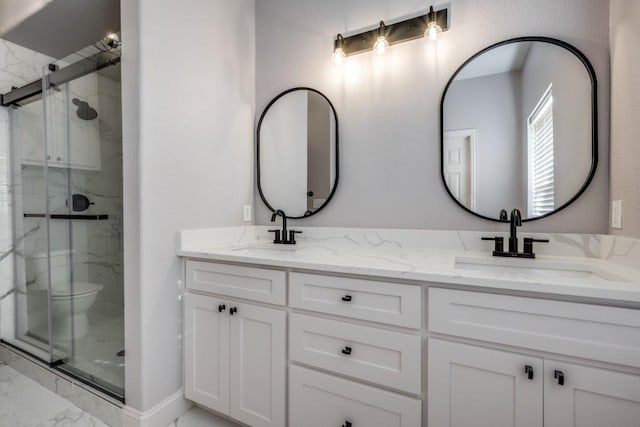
[178, 226, 640, 305]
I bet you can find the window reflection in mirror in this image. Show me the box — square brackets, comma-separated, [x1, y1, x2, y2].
[441, 38, 596, 221]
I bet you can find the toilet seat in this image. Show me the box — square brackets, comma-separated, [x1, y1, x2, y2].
[49, 282, 103, 299]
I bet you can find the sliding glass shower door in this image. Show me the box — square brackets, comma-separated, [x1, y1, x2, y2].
[7, 38, 124, 399]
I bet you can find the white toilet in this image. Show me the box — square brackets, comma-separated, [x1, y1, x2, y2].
[26, 251, 103, 340]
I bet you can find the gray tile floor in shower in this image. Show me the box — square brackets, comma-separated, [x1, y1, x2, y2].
[0, 363, 108, 426]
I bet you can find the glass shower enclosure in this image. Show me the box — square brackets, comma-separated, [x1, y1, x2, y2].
[3, 38, 124, 400]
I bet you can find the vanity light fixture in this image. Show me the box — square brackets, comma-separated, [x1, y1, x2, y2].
[331, 4, 448, 62]
[373, 21, 389, 55]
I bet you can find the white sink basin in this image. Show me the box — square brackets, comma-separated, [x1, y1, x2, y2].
[455, 256, 628, 282]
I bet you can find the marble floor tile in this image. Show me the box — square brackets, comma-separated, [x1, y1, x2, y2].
[0, 364, 108, 426]
[0, 393, 40, 427]
[35, 407, 110, 427]
[168, 407, 241, 427]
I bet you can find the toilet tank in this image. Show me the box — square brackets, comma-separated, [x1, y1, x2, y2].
[27, 250, 72, 291]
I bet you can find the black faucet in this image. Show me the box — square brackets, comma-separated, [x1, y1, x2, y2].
[269, 210, 301, 244]
[508, 208, 522, 253]
[482, 208, 548, 258]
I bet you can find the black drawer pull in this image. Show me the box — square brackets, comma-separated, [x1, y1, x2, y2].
[341, 346, 352, 355]
[342, 421, 352, 427]
[341, 295, 352, 302]
[524, 365, 534, 380]
[554, 370, 565, 386]
[229, 307, 237, 315]
[218, 304, 226, 312]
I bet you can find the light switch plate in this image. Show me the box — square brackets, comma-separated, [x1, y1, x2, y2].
[612, 200, 623, 229]
[243, 205, 252, 222]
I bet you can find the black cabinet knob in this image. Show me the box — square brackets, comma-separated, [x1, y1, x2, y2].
[307, 191, 314, 197]
[342, 421, 352, 427]
[218, 304, 226, 313]
[524, 365, 534, 380]
[341, 295, 352, 302]
[229, 307, 237, 315]
[554, 370, 565, 386]
[341, 346, 352, 355]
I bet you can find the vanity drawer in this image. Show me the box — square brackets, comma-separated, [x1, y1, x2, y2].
[289, 313, 421, 394]
[289, 273, 421, 328]
[186, 260, 286, 305]
[429, 288, 640, 367]
[289, 365, 421, 427]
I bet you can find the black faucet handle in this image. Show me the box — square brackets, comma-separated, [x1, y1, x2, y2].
[482, 236, 504, 253]
[268, 229, 282, 244]
[288, 230, 302, 244]
[523, 237, 549, 256]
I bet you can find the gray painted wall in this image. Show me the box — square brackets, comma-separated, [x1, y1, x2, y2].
[122, 0, 255, 412]
[255, 0, 610, 233]
[610, 0, 640, 238]
[444, 71, 523, 218]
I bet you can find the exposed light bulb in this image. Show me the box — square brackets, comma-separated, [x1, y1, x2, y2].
[106, 32, 121, 48]
[333, 34, 346, 65]
[332, 48, 346, 65]
[373, 21, 389, 55]
[374, 36, 389, 55]
[425, 22, 442, 41]
[425, 6, 442, 41]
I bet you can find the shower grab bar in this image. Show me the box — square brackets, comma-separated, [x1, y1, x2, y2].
[24, 213, 109, 220]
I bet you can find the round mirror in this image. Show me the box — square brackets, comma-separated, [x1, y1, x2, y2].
[441, 37, 597, 222]
[257, 87, 339, 218]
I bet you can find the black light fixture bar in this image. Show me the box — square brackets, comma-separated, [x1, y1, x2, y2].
[339, 7, 448, 56]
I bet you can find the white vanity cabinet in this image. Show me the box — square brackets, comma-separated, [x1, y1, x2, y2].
[428, 288, 640, 427]
[289, 272, 423, 426]
[184, 262, 286, 427]
[428, 339, 543, 427]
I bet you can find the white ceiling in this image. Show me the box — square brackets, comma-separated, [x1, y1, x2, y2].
[2, 0, 119, 59]
[455, 42, 532, 81]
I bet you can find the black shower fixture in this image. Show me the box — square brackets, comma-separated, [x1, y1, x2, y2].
[72, 98, 98, 120]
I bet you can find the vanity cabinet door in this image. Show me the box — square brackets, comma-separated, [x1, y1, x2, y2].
[184, 293, 230, 414]
[229, 301, 286, 427]
[428, 338, 543, 427]
[544, 361, 640, 427]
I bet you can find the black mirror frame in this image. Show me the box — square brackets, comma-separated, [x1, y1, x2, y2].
[440, 36, 598, 223]
[257, 87, 340, 219]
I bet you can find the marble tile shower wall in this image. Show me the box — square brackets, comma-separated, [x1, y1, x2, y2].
[0, 39, 55, 338]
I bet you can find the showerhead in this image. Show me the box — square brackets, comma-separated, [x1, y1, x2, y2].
[72, 98, 98, 120]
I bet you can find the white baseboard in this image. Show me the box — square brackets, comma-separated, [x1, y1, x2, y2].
[122, 389, 192, 427]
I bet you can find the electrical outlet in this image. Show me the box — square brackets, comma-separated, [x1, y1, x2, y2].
[612, 200, 623, 229]
[243, 205, 252, 222]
